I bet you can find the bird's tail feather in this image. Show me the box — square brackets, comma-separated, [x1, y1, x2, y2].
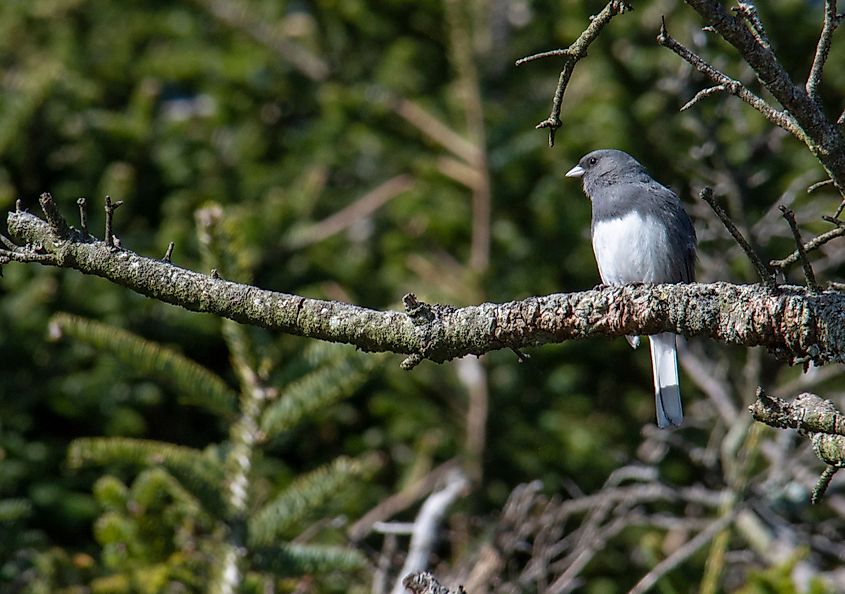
[648, 333, 683, 428]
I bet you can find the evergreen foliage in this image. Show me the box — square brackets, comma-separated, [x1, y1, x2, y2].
[50, 312, 238, 418]
[1, 0, 844, 592]
[56, 315, 378, 592]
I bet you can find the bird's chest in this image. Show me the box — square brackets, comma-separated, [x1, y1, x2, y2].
[591, 212, 671, 284]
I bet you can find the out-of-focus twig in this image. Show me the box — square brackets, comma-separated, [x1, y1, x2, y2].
[188, 0, 329, 80]
[287, 175, 414, 248]
[390, 470, 470, 594]
[349, 459, 460, 542]
[627, 511, 738, 594]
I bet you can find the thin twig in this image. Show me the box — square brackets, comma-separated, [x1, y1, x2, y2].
[684, 0, 845, 199]
[809, 179, 835, 193]
[679, 85, 728, 112]
[627, 511, 737, 594]
[732, 2, 772, 49]
[515, 0, 632, 147]
[0, 247, 58, 265]
[76, 197, 88, 236]
[658, 18, 804, 140]
[807, 0, 841, 101]
[39, 193, 72, 239]
[812, 465, 839, 504]
[835, 199, 845, 220]
[0, 234, 18, 250]
[163, 241, 175, 263]
[103, 195, 123, 249]
[699, 187, 776, 289]
[514, 48, 572, 65]
[778, 206, 820, 293]
[769, 225, 845, 269]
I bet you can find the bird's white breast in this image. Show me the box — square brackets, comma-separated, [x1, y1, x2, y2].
[592, 212, 671, 284]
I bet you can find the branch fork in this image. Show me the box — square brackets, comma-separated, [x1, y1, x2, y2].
[515, 0, 632, 147]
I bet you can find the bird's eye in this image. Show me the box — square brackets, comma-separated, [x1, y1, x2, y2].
[588, 157, 598, 166]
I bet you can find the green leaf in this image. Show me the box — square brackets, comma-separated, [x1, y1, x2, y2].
[50, 313, 237, 418]
[68, 437, 226, 517]
[252, 543, 366, 577]
[249, 454, 379, 546]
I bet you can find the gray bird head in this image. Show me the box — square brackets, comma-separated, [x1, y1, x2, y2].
[566, 149, 650, 194]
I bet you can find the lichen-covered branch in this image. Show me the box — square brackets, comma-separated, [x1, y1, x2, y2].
[6, 202, 845, 367]
[750, 389, 845, 502]
[515, 0, 631, 147]
[402, 572, 466, 594]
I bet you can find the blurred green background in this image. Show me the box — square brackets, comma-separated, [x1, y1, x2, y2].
[1, 0, 844, 592]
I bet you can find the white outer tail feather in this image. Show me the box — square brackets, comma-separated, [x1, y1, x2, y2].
[648, 333, 683, 428]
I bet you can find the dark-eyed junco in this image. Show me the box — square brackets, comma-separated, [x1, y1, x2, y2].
[566, 149, 696, 428]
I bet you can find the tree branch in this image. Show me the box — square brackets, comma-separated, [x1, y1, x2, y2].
[806, 0, 841, 102]
[402, 572, 466, 594]
[750, 388, 845, 501]
[657, 19, 803, 139]
[6, 200, 845, 367]
[515, 0, 632, 147]
[682, 0, 845, 199]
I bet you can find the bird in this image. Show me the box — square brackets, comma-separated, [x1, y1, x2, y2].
[565, 149, 696, 428]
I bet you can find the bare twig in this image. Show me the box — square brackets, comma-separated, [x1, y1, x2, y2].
[683, 0, 845, 198]
[778, 206, 819, 293]
[679, 85, 728, 112]
[812, 465, 839, 504]
[0, 248, 58, 266]
[0, 234, 19, 250]
[835, 201, 845, 220]
[627, 511, 737, 594]
[658, 19, 803, 139]
[348, 459, 460, 542]
[103, 195, 123, 249]
[769, 225, 845, 269]
[732, 2, 772, 49]
[699, 187, 776, 289]
[163, 241, 175, 263]
[76, 197, 88, 236]
[809, 179, 835, 193]
[516, 0, 632, 146]
[807, 0, 841, 101]
[39, 193, 72, 238]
